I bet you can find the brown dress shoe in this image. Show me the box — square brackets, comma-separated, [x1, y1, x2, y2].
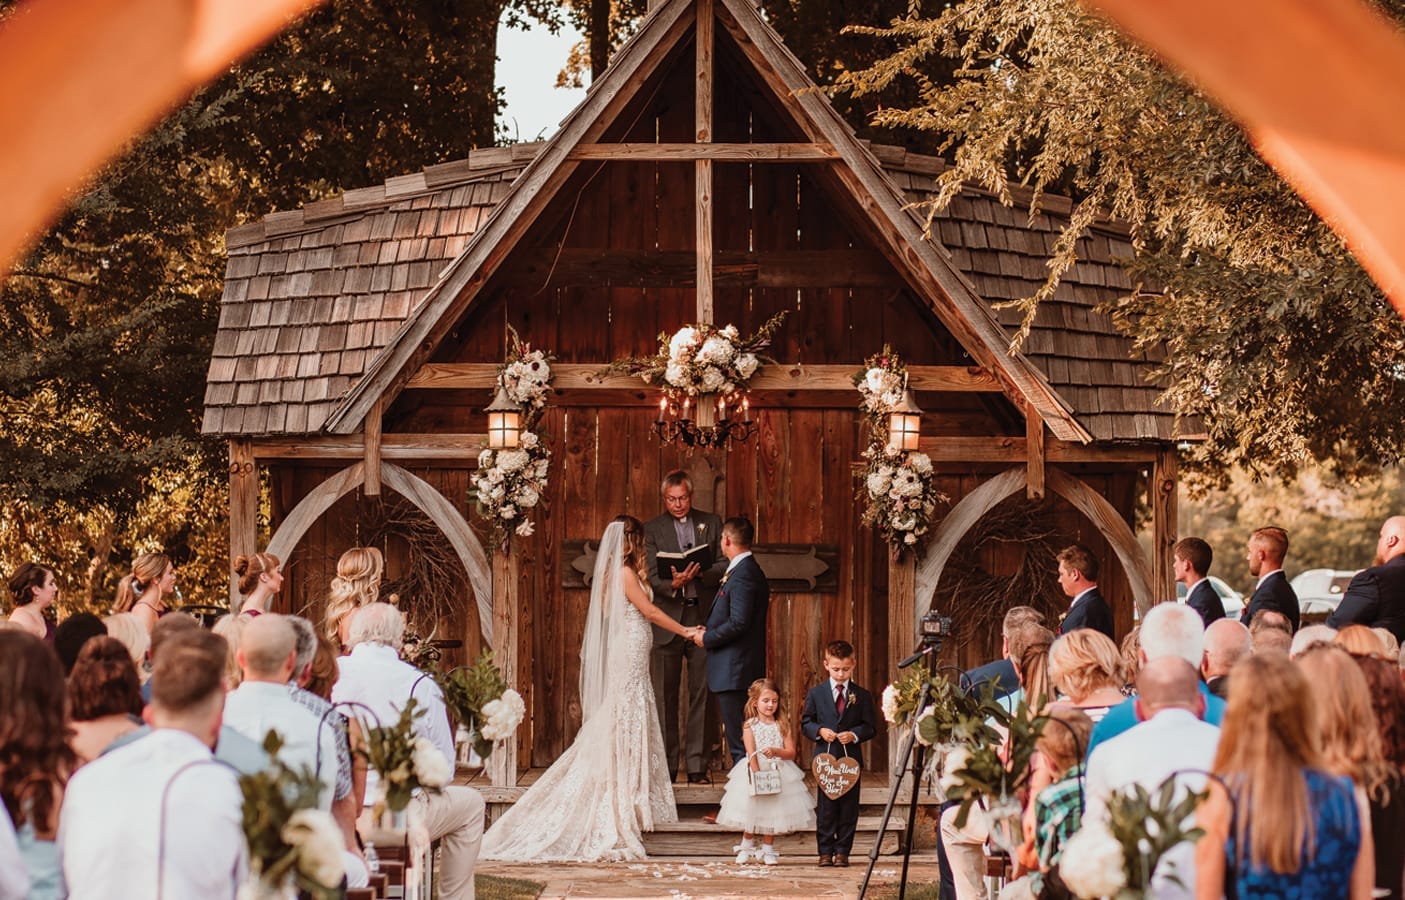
[834, 854, 850, 867]
[817, 854, 834, 867]
[701, 811, 719, 824]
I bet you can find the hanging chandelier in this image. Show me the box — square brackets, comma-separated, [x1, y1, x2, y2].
[653, 391, 758, 449]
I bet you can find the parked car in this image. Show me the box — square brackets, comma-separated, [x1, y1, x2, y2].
[1175, 575, 1245, 619]
[1291, 568, 1360, 617]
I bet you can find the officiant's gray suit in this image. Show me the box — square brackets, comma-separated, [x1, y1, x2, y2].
[644, 508, 726, 779]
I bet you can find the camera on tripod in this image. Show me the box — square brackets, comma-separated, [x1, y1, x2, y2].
[919, 608, 953, 646]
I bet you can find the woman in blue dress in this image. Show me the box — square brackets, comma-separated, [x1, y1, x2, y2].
[1195, 652, 1373, 899]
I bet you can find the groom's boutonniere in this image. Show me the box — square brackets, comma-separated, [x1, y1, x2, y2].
[720, 572, 730, 586]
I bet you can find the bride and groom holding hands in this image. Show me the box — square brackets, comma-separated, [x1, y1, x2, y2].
[480, 472, 770, 862]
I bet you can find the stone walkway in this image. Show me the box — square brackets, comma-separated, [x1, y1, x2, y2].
[478, 856, 945, 898]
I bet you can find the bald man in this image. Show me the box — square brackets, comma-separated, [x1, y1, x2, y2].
[1201, 619, 1251, 699]
[1329, 515, 1405, 640]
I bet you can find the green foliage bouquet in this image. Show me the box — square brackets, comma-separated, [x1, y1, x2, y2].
[356, 698, 452, 814]
[943, 698, 1047, 854]
[438, 650, 526, 763]
[239, 733, 345, 899]
[1060, 777, 1208, 899]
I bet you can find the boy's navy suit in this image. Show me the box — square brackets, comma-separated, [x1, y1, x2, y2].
[801, 678, 878, 859]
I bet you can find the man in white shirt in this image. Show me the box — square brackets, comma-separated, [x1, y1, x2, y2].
[60, 628, 246, 899]
[223, 614, 341, 810]
[334, 603, 484, 900]
[1085, 657, 1220, 900]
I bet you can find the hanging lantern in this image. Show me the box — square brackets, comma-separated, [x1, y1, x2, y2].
[485, 385, 522, 449]
[887, 386, 923, 452]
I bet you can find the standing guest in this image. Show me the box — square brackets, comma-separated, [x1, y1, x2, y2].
[233, 550, 283, 616]
[101, 612, 150, 682]
[0, 631, 75, 898]
[1201, 619, 1251, 699]
[52, 613, 106, 675]
[1195, 653, 1373, 899]
[801, 640, 878, 869]
[963, 606, 1046, 702]
[1055, 544, 1114, 640]
[333, 603, 484, 898]
[1239, 526, 1299, 632]
[6, 562, 58, 641]
[645, 471, 726, 783]
[1330, 517, 1405, 639]
[67, 636, 144, 764]
[1353, 655, 1405, 900]
[698, 517, 771, 768]
[111, 552, 177, 633]
[1174, 537, 1226, 625]
[323, 546, 385, 648]
[60, 628, 246, 899]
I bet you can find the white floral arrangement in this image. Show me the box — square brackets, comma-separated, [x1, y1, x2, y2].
[438, 651, 525, 763]
[602, 312, 787, 400]
[501, 349, 552, 409]
[1060, 820, 1130, 899]
[473, 433, 550, 539]
[1060, 777, 1209, 899]
[239, 733, 346, 898]
[479, 689, 526, 741]
[854, 346, 945, 550]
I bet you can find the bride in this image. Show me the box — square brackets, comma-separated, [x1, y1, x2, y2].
[481, 515, 700, 861]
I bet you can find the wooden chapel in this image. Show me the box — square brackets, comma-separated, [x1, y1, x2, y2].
[203, 0, 1199, 787]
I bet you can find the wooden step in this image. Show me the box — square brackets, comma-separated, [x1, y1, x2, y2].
[640, 816, 905, 857]
[474, 781, 943, 806]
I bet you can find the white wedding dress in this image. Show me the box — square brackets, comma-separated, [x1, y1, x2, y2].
[480, 522, 678, 861]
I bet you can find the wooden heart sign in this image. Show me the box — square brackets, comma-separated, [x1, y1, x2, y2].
[812, 752, 860, 800]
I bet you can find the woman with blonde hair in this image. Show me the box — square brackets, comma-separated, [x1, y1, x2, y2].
[101, 612, 150, 682]
[324, 546, 384, 647]
[1047, 629, 1125, 722]
[1196, 653, 1373, 898]
[1335, 624, 1389, 658]
[233, 551, 283, 616]
[212, 613, 249, 689]
[110, 552, 176, 633]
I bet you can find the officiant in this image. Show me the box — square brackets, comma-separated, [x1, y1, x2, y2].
[645, 470, 727, 783]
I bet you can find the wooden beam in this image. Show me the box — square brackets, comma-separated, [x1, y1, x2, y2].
[695, 0, 713, 324]
[566, 142, 840, 160]
[697, 159, 713, 323]
[1026, 414, 1046, 501]
[407, 363, 1003, 392]
[1151, 447, 1179, 605]
[253, 434, 488, 460]
[363, 397, 383, 497]
[498, 248, 902, 289]
[229, 438, 258, 606]
[887, 548, 917, 774]
[696, 0, 713, 144]
[489, 537, 521, 787]
[919, 436, 1161, 464]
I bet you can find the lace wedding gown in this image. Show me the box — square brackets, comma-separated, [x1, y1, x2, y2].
[481, 528, 677, 861]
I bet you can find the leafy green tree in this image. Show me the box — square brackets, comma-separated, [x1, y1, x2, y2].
[835, 0, 1405, 482]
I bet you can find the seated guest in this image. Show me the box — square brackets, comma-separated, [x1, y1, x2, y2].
[212, 612, 249, 688]
[67, 637, 144, 763]
[60, 628, 246, 898]
[0, 631, 75, 899]
[1119, 626, 1142, 688]
[1195, 653, 1373, 899]
[1085, 658, 1219, 899]
[1289, 623, 1337, 659]
[1047, 629, 1125, 721]
[222, 614, 340, 809]
[53, 613, 106, 675]
[1354, 655, 1405, 900]
[1373, 628, 1400, 662]
[1335, 624, 1390, 658]
[1201, 619, 1251, 699]
[963, 606, 1046, 701]
[1253, 627, 1292, 657]
[1008, 706, 1093, 898]
[1, 805, 29, 900]
[334, 603, 485, 900]
[1249, 608, 1292, 637]
[1327, 516, 1405, 639]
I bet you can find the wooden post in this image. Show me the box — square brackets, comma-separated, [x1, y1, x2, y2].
[489, 535, 520, 787]
[886, 548, 917, 780]
[695, 0, 713, 324]
[228, 438, 258, 606]
[1026, 413, 1046, 501]
[1151, 447, 1179, 604]
[363, 397, 383, 497]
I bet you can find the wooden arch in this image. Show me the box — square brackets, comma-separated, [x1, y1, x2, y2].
[914, 467, 1155, 631]
[265, 462, 494, 643]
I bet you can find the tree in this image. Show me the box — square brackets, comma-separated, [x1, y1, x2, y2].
[835, 0, 1405, 483]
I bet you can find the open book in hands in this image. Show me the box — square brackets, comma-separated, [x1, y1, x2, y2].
[655, 543, 714, 581]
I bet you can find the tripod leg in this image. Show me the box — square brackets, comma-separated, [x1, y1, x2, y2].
[857, 726, 918, 900]
[898, 744, 926, 900]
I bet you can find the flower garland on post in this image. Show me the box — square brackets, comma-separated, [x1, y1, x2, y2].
[854, 346, 944, 552]
[471, 327, 553, 541]
[603, 311, 788, 404]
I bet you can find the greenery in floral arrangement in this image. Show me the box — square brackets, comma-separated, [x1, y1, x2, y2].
[1060, 777, 1208, 899]
[471, 326, 555, 542]
[240, 732, 345, 898]
[600, 311, 789, 399]
[356, 698, 453, 813]
[945, 697, 1047, 828]
[879, 666, 995, 742]
[438, 650, 526, 760]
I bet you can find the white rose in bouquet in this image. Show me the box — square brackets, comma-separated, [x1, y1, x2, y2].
[1059, 821, 1128, 899]
[411, 736, 452, 788]
[668, 327, 698, 359]
[699, 336, 735, 365]
[721, 324, 740, 340]
[499, 505, 517, 519]
[281, 809, 346, 889]
[496, 449, 529, 472]
[881, 683, 901, 724]
[520, 431, 540, 449]
[515, 519, 535, 538]
[534, 458, 550, 479]
[701, 367, 727, 393]
[866, 470, 892, 497]
[664, 362, 688, 388]
[478, 449, 494, 468]
[913, 707, 936, 747]
[735, 353, 759, 379]
[487, 467, 505, 484]
[938, 745, 971, 794]
[489, 485, 506, 502]
[479, 689, 526, 741]
[864, 368, 886, 393]
[904, 532, 919, 545]
[513, 486, 540, 508]
[910, 452, 933, 475]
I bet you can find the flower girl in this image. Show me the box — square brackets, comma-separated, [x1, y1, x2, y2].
[716, 678, 815, 864]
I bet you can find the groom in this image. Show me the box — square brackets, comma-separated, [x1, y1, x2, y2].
[695, 516, 769, 768]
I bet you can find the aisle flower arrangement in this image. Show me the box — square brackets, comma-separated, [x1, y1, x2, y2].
[438, 650, 526, 765]
[603, 311, 788, 400]
[357, 698, 453, 815]
[854, 347, 944, 550]
[239, 733, 345, 899]
[1060, 777, 1207, 899]
[472, 327, 554, 540]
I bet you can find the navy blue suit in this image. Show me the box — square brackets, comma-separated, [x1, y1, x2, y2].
[702, 553, 769, 764]
[1185, 579, 1227, 626]
[962, 657, 1018, 701]
[801, 680, 878, 857]
[1240, 570, 1300, 632]
[1328, 556, 1405, 640]
[1059, 587, 1114, 640]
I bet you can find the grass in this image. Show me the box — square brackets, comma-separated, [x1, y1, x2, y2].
[475, 872, 546, 899]
[868, 882, 944, 900]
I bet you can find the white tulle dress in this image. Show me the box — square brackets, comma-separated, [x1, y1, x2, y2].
[480, 525, 677, 861]
[716, 719, 816, 835]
